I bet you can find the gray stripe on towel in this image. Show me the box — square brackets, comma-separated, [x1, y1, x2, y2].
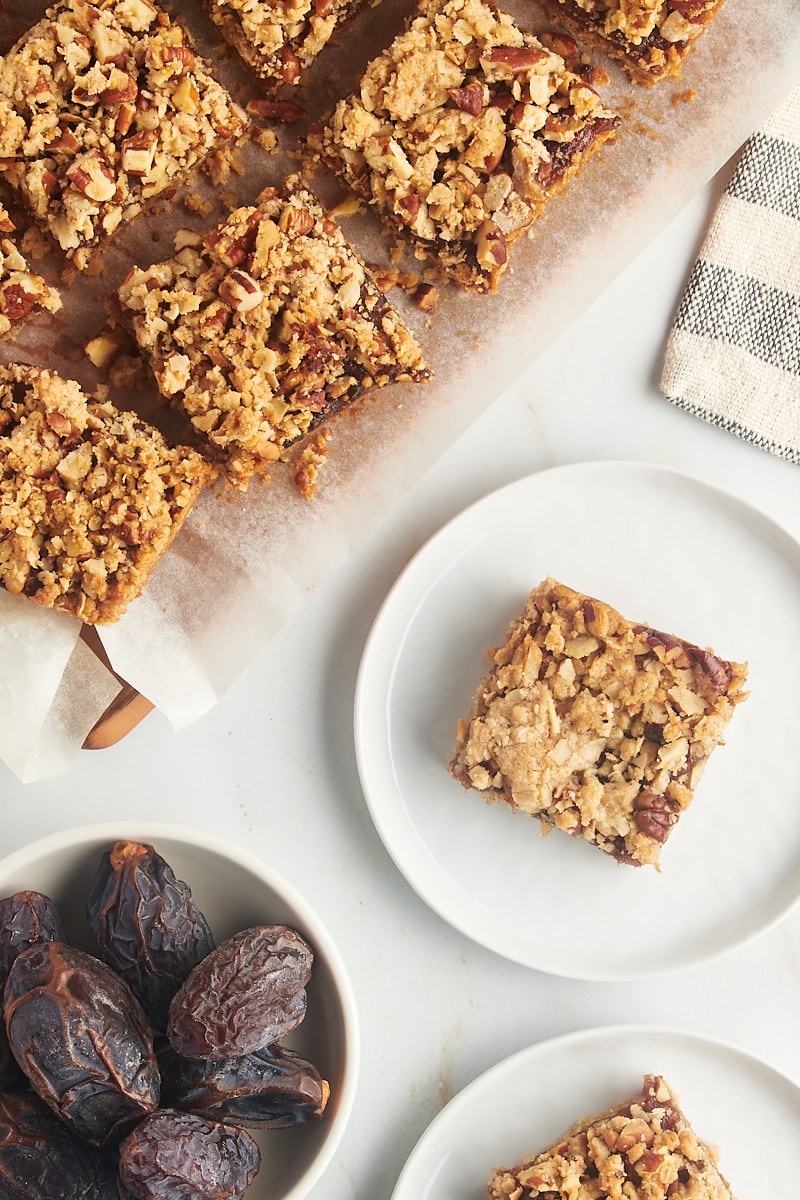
[674, 260, 800, 376]
[726, 131, 800, 222]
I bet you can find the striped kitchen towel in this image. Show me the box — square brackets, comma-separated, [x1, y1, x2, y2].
[660, 86, 800, 462]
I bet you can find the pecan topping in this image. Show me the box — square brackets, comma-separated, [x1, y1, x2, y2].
[481, 46, 551, 72]
[278, 206, 314, 236]
[451, 83, 484, 115]
[121, 130, 157, 176]
[218, 270, 263, 313]
[0, 285, 37, 322]
[99, 69, 138, 106]
[476, 220, 507, 269]
[280, 47, 302, 85]
[686, 645, 732, 691]
[633, 791, 675, 843]
[246, 97, 305, 124]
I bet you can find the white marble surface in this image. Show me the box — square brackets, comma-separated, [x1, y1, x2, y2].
[3, 153, 800, 1196]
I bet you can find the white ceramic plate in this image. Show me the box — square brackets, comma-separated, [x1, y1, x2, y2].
[354, 461, 800, 979]
[390, 1025, 800, 1200]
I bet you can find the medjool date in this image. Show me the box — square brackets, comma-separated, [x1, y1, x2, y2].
[0, 1091, 120, 1199]
[0, 892, 68, 983]
[4, 942, 159, 1146]
[0, 891, 69, 1094]
[167, 925, 313, 1059]
[87, 841, 215, 1032]
[118, 1109, 261, 1200]
[158, 1041, 329, 1128]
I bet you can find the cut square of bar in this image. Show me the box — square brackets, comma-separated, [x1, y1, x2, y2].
[537, 0, 726, 86]
[448, 577, 748, 868]
[0, 0, 248, 270]
[0, 200, 62, 337]
[0, 362, 217, 624]
[114, 173, 431, 490]
[306, 0, 619, 294]
[197, 0, 373, 94]
[487, 1074, 735, 1199]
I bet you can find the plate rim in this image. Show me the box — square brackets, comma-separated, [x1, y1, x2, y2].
[390, 1021, 800, 1200]
[354, 459, 800, 981]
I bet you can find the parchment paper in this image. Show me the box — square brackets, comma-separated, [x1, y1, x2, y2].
[1, 0, 799, 779]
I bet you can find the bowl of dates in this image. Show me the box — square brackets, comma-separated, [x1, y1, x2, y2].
[0, 821, 359, 1200]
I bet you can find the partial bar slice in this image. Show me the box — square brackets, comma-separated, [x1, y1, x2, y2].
[306, 0, 619, 293]
[487, 1074, 734, 1199]
[114, 174, 431, 489]
[448, 577, 747, 868]
[0, 0, 248, 269]
[0, 201, 61, 337]
[537, 0, 727, 86]
[0, 363, 217, 624]
[197, 0, 374, 93]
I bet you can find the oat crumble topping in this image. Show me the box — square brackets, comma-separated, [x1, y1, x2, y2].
[487, 1075, 735, 1199]
[537, 0, 726, 85]
[307, 0, 619, 293]
[0, 0, 249, 269]
[199, 0, 375, 93]
[448, 577, 748, 868]
[0, 201, 62, 336]
[114, 173, 431, 489]
[0, 362, 216, 623]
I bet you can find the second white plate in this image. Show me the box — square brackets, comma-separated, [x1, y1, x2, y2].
[354, 461, 800, 980]
[391, 1026, 800, 1200]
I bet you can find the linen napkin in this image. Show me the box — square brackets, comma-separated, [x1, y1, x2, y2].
[660, 87, 800, 462]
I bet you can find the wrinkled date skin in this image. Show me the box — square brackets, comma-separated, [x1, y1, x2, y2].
[4, 942, 160, 1146]
[118, 1108, 261, 1200]
[0, 891, 68, 1093]
[0, 892, 68, 984]
[158, 1040, 329, 1129]
[87, 841, 216, 1032]
[0, 1091, 120, 1199]
[167, 925, 313, 1060]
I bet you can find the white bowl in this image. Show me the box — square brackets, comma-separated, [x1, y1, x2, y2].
[0, 821, 359, 1200]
